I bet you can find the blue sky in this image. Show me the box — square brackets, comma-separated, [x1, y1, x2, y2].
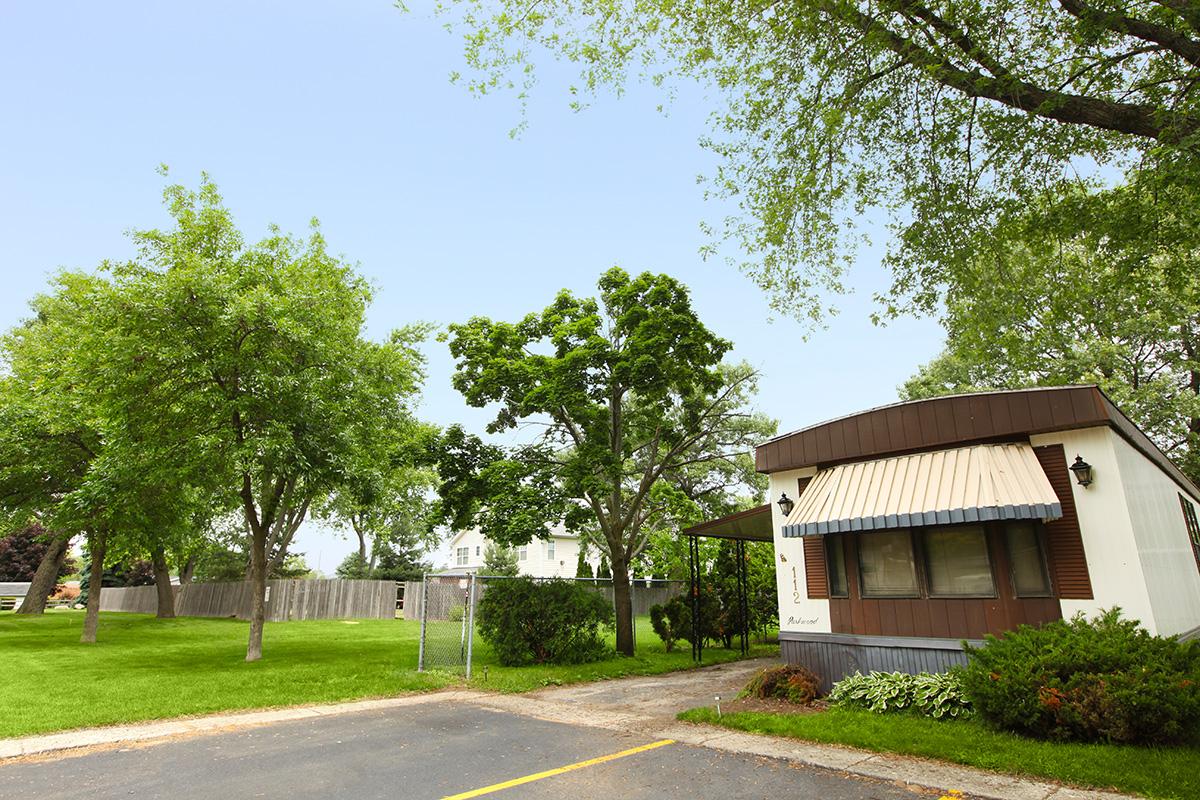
[0, 1, 944, 572]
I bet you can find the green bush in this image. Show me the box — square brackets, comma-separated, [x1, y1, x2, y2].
[830, 671, 973, 719]
[649, 599, 685, 652]
[476, 577, 614, 666]
[961, 608, 1200, 744]
[742, 665, 821, 704]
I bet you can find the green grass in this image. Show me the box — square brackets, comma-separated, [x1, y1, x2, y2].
[0, 610, 775, 739]
[678, 706, 1200, 800]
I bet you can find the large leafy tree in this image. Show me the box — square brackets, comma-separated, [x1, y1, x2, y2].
[901, 176, 1200, 482]
[102, 175, 429, 661]
[437, 267, 766, 655]
[435, 0, 1200, 320]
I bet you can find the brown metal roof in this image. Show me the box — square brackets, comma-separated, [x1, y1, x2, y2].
[756, 385, 1200, 501]
[681, 504, 774, 541]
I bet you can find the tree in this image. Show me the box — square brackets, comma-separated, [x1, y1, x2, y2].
[435, 0, 1200, 321]
[482, 541, 520, 576]
[596, 556, 612, 580]
[436, 268, 764, 655]
[371, 539, 431, 582]
[336, 552, 370, 579]
[901, 177, 1200, 482]
[574, 543, 593, 579]
[100, 175, 429, 661]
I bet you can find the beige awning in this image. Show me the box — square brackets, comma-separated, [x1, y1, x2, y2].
[781, 443, 1062, 537]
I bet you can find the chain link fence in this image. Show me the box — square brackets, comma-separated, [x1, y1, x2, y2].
[416, 573, 686, 676]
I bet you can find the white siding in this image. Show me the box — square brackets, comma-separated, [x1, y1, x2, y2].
[769, 466, 831, 635]
[1110, 433, 1200, 636]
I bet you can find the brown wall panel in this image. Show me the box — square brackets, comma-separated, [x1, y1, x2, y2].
[1034, 444, 1095, 599]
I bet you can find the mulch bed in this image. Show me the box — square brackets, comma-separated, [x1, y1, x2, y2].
[717, 696, 829, 715]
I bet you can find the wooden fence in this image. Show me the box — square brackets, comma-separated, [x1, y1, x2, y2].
[100, 579, 399, 621]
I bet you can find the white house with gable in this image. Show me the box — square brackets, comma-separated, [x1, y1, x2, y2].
[444, 524, 600, 578]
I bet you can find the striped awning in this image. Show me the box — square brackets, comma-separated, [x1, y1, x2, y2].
[781, 443, 1062, 537]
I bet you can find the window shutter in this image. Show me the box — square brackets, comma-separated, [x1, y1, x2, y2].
[796, 477, 829, 599]
[1034, 444, 1094, 599]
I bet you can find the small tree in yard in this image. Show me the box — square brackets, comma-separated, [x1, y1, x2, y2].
[574, 544, 593, 579]
[0, 525, 76, 613]
[482, 541, 519, 576]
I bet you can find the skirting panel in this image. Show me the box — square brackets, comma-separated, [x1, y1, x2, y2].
[780, 632, 974, 691]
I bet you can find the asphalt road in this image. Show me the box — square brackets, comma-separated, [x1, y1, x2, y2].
[0, 703, 923, 800]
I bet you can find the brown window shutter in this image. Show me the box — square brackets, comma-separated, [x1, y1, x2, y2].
[1034, 444, 1094, 599]
[795, 477, 828, 599]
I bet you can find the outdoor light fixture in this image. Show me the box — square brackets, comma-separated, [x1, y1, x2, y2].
[1069, 455, 1094, 488]
[777, 492, 795, 517]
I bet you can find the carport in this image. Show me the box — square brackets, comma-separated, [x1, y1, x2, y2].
[681, 504, 774, 663]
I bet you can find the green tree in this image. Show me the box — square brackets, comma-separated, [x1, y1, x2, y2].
[574, 543, 593, 579]
[100, 175, 429, 661]
[483, 541, 520, 576]
[901, 178, 1200, 482]
[435, 0, 1200, 321]
[436, 268, 763, 655]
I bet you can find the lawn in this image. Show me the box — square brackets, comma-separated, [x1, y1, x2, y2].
[0, 610, 775, 739]
[678, 706, 1200, 800]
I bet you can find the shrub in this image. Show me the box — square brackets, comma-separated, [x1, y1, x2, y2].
[961, 608, 1200, 745]
[741, 665, 821, 704]
[649, 599, 684, 652]
[476, 577, 614, 666]
[830, 671, 973, 719]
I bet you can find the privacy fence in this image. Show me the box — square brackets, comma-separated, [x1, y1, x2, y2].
[99, 578, 400, 621]
[416, 574, 687, 675]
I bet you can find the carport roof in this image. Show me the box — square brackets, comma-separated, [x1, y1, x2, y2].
[681, 504, 773, 541]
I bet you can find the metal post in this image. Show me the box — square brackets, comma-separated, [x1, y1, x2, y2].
[417, 574, 428, 672]
[689, 534, 702, 664]
[736, 539, 749, 656]
[465, 574, 477, 680]
[459, 580, 469, 668]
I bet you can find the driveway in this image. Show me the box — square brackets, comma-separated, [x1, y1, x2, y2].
[0, 700, 922, 800]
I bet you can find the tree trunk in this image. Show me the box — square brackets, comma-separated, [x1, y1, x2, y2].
[356, 528, 368, 562]
[151, 547, 176, 619]
[178, 554, 197, 586]
[246, 527, 268, 662]
[611, 553, 635, 656]
[81, 530, 107, 644]
[16, 530, 72, 615]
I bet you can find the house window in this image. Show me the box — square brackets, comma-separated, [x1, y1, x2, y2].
[922, 526, 996, 597]
[476, 545, 480, 556]
[1180, 494, 1200, 574]
[1005, 522, 1052, 596]
[456, 547, 469, 567]
[517, 545, 528, 561]
[546, 540, 556, 560]
[858, 530, 919, 598]
[825, 534, 848, 598]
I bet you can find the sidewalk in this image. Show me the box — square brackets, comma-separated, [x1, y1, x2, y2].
[0, 664, 1138, 800]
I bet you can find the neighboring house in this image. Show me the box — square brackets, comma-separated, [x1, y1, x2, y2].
[688, 385, 1200, 689]
[0, 582, 30, 611]
[444, 524, 600, 578]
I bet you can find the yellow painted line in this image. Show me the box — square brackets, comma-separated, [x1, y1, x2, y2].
[440, 739, 675, 799]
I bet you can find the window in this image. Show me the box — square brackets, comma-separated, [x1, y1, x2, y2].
[516, 545, 528, 561]
[476, 546, 480, 556]
[1181, 494, 1200, 574]
[825, 534, 848, 598]
[455, 547, 469, 567]
[858, 530, 919, 597]
[546, 540, 556, 560]
[1006, 522, 1052, 596]
[923, 526, 996, 597]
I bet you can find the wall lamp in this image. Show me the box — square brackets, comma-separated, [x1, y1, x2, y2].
[1069, 455, 1094, 488]
[777, 492, 795, 516]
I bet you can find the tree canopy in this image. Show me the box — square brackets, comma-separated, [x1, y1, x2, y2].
[901, 175, 1199, 482]
[436, 0, 1200, 321]
[435, 267, 770, 654]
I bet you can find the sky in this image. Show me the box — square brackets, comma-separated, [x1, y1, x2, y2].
[0, 1, 944, 574]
